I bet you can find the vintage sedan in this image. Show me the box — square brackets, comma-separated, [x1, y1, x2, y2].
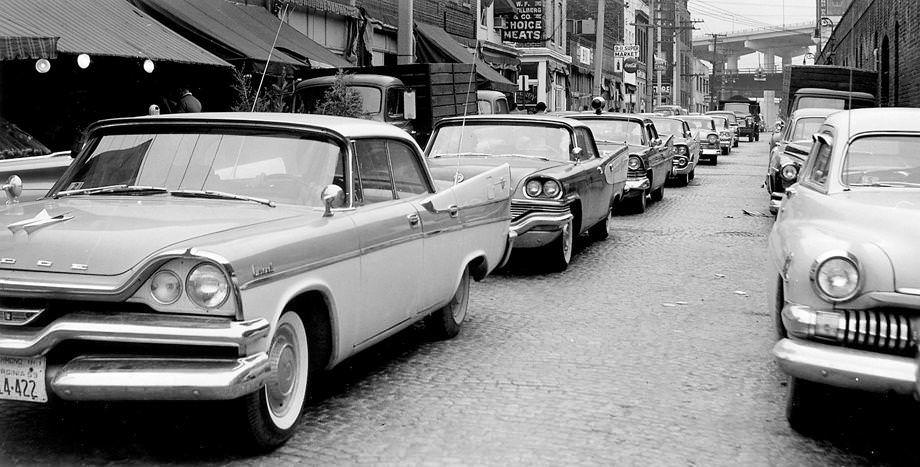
[425, 115, 627, 271]
[764, 108, 837, 214]
[769, 108, 920, 433]
[709, 115, 734, 155]
[706, 110, 740, 147]
[0, 113, 512, 450]
[679, 115, 721, 165]
[648, 116, 699, 186]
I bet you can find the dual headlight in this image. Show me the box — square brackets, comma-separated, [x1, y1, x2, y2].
[780, 163, 798, 181]
[524, 178, 562, 199]
[149, 262, 231, 309]
[720, 131, 731, 138]
[707, 134, 718, 144]
[812, 254, 861, 302]
[627, 156, 643, 171]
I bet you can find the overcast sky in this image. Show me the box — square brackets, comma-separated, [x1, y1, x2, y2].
[687, 0, 817, 67]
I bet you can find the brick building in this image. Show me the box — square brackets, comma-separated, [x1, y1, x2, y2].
[655, 0, 693, 108]
[817, 0, 920, 107]
[567, 0, 626, 110]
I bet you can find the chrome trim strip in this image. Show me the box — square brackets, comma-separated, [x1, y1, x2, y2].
[0, 312, 270, 357]
[773, 338, 917, 395]
[240, 249, 363, 290]
[897, 288, 920, 296]
[50, 353, 271, 401]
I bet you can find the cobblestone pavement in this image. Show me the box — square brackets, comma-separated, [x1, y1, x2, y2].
[2, 138, 919, 465]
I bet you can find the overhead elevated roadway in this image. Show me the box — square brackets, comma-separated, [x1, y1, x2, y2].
[692, 22, 816, 71]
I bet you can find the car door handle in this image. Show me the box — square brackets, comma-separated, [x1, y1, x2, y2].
[448, 205, 459, 218]
[407, 213, 420, 227]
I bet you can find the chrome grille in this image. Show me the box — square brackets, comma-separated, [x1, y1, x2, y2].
[510, 201, 569, 221]
[827, 309, 915, 355]
[627, 169, 645, 178]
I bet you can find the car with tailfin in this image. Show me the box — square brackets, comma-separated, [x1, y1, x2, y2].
[679, 115, 721, 165]
[765, 108, 837, 214]
[647, 116, 699, 186]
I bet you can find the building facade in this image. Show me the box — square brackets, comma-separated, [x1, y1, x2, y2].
[817, 0, 919, 107]
[567, 0, 625, 110]
[505, 0, 572, 111]
[689, 58, 710, 113]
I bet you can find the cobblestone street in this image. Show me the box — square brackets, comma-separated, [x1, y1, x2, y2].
[2, 138, 919, 465]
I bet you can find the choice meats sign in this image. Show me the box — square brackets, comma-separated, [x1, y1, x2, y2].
[501, 0, 544, 46]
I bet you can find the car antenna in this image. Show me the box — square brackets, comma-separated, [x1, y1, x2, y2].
[454, 39, 479, 185]
[251, 2, 293, 112]
[843, 67, 854, 190]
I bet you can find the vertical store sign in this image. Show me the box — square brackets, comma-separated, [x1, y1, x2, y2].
[501, 0, 544, 47]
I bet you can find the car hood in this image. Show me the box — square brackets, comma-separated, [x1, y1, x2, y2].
[0, 197, 304, 275]
[833, 190, 920, 290]
[427, 156, 568, 190]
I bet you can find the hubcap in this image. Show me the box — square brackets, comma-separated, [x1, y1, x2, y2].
[267, 324, 298, 418]
[451, 272, 469, 324]
[605, 208, 613, 234]
[562, 221, 572, 261]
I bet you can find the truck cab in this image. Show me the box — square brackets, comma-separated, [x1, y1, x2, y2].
[293, 74, 417, 133]
[790, 88, 876, 113]
[476, 90, 510, 115]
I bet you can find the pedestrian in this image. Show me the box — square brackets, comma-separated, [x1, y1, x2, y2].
[535, 101, 547, 113]
[148, 104, 160, 115]
[175, 87, 202, 113]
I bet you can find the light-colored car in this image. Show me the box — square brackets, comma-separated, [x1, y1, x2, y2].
[709, 115, 734, 155]
[679, 116, 721, 165]
[0, 151, 72, 202]
[649, 116, 699, 186]
[769, 108, 920, 433]
[0, 113, 512, 451]
[706, 111, 740, 147]
[764, 108, 837, 214]
[477, 90, 510, 115]
[426, 115, 626, 271]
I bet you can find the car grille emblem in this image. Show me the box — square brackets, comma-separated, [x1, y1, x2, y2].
[0, 258, 14, 265]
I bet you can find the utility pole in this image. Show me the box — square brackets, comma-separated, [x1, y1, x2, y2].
[646, 0, 656, 112]
[397, 0, 414, 64]
[708, 33, 725, 110]
[592, 0, 605, 97]
[655, 1, 662, 107]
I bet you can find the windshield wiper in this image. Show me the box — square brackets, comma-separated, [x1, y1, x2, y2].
[170, 189, 276, 207]
[53, 185, 169, 198]
[430, 152, 491, 158]
[494, 153, 552, 162]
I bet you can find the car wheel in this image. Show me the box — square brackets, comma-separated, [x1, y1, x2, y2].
[238, 310, 310, 451]
[547, 217, 574, 271]
[427, 266, 470, 339]
[749, 135, 754, 142]
[688, 169, 695, 181]
[677, 173, 690, 187]
[589, 205, 613, 241]
[628, 191, 648, 214]
[786, 377, 830, 435]
[755, 133, 761, 141]
[721, 147, 728, 155]
[733, 139, 739, 148]
[650, 183, 664, 202]
[711, 155, 718, 165]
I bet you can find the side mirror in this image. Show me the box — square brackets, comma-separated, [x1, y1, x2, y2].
[775, 120, 784, 131]
[320, 184, 345, 217]
[1, 175, 22, 204]
[403, 90, 417, 120]
[570, 147, 583, 161]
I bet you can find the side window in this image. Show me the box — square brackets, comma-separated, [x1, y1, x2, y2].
[387, 140, 430, 198]
[805, 140, 832, 186]
[647, 124, 659, 143]
[354, 139, 396, 204]
[495, 98, 509, 114]
[478, 100, 492, 114]
[386, 88, 404, 120]
[575, 128, 597, 159]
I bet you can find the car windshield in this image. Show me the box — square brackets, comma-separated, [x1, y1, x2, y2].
[576, 119, 645, 145]
[650, 119, 684, 137]
[842, 135, 920, 187]
[711, 117, 728, 129]
[683, 118, 714, 130]
[710, 113, 737, 124]
[790, 117, 826, 142]
[428, 123, 572, 161]
[722, 103, 749, 114]
[296, 85, 382, 114]
[56, 129, 344, 207]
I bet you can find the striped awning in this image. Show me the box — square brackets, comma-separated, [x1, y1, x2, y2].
[0, 36, 58, 61]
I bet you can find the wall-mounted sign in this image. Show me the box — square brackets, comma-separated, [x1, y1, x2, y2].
[623, 57, 638, 73]
[501, 0, 544, 46]
[576, 45, 593, 66]
[819, 0, 852, 16]
[614, 44, 640, 58]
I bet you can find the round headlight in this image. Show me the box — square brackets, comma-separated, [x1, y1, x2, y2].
[780, 164, 798, 181]
[707, 134, 718, 144]
[150, 270, 182, 304]
[676, 146, 687, 155]
[814, 256, 860, 301]
[675, 157, 688, 167]
[525, 180, 543, 197]
[186, 263, 230, 308]
[627, 156, 641, 170]
[542, 180, 561, 198]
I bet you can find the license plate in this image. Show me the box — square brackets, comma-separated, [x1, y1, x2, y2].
[0, 355, 47, 403]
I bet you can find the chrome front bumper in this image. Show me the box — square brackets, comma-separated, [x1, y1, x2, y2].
[774, 338, 917, 395]
[625, 177, 650, 194]
[701, 148, 720, 156]
[0, 311, 272, 401]
[670, 161, 694, 176]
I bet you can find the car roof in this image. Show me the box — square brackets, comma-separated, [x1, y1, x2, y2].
[89, 112, 415, 141]
[476, 90, 506, 99]
[796, 88, 875, 100]
[825, 108, 920, 135]
[437, 114, 587, 129]
[554, 112, 649, 124]
[295, 74, 403, 88]
[705, 110, 735, 115]
[789, 108, 839, 119]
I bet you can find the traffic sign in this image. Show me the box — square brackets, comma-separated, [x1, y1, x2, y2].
[614, 44, 640, 58]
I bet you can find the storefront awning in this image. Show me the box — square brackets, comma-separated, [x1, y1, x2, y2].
[0, 0, 228, 66]
[131, 0, 351, 70]
[415, 23, 517, 93]
[0, 36, 58, 61]
[0, 119, 51, 159]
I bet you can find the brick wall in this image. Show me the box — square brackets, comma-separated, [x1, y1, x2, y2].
[567, 0, 624, 46]
[359, 0, 476, 39]
[820, 0, 920, 106]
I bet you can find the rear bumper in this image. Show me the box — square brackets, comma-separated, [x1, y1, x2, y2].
[0, 311, 273, 401]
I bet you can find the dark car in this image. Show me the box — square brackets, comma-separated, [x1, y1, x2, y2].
[425, 115, 628, 271]
[561, 113, 673, 213]
[648, 117, 699, 186]
[765, 108, 837, 214]
[720, 97, 762, 142]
